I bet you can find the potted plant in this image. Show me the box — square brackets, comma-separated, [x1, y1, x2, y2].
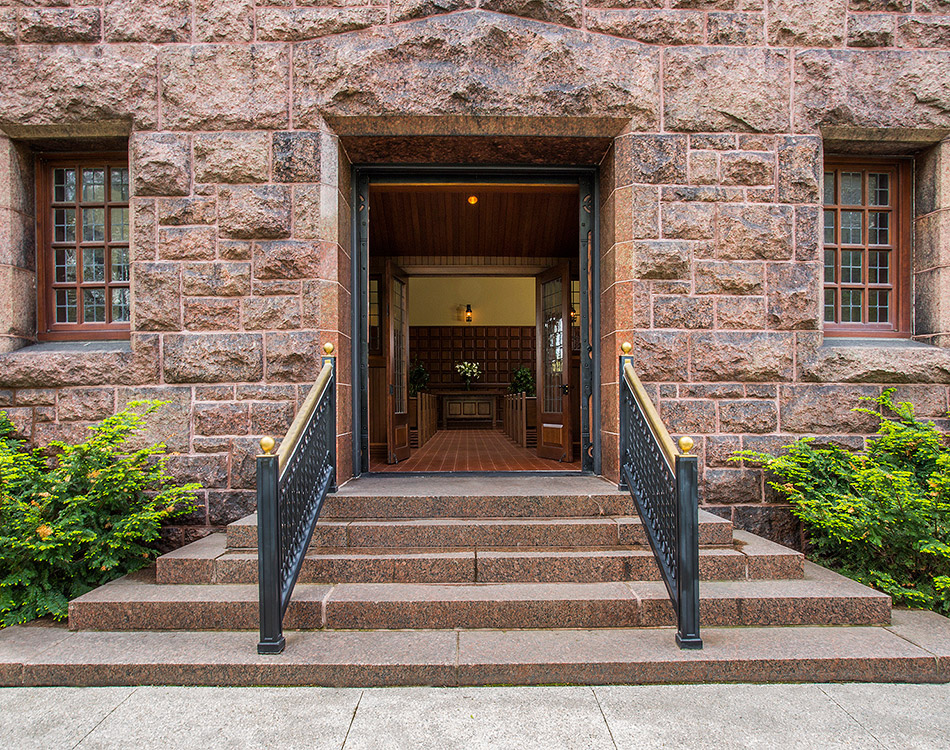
[409, 360, 429, 397]
[508, 366, 535, 396]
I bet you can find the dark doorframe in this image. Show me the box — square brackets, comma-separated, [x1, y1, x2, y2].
[351, 165, 601, 477]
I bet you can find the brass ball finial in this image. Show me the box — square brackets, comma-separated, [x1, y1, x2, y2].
[323, 342, 334, 355]
[260, 436, 276, 455]
[678, 436, 695, 455]
[621, 342, 632, 354]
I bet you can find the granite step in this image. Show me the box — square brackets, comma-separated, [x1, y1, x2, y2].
[157, 531, 803, 585]
[225, 511, 735, 550]
[6, 610, 948, 687]
[67, 562, 891, 632]
[320, 475, 633, 519]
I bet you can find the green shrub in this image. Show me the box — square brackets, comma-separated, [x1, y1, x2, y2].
[734, 389, 950, 615]
[0, 401, 200, 627]
[408, 360, 430, 397]
[508, 366, 536, 396]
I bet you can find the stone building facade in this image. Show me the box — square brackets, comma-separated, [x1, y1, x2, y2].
[1, 0, 950, 549]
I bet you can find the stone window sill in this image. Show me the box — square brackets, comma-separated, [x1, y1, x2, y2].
[7, 340, 133, 356]
[821, 337, 935, 351]
[801, 336, 950, 383]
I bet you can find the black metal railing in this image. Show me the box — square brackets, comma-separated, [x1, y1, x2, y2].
[257, 346, 337, 654]
[618, 346, 702, 649]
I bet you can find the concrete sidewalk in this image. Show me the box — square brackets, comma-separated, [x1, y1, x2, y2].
[1, 683, 948, 749]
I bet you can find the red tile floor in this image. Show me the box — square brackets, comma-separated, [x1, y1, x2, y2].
[370, 429, 583, 472]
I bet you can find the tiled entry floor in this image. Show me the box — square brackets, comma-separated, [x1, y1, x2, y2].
[369, 429, 582, 473]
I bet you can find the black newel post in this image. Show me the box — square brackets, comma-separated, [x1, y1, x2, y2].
[257, 445, 285, 655]
[675, 449, 702, 650]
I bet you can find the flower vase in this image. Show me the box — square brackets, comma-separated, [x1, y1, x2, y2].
[463, 377, 471, 391]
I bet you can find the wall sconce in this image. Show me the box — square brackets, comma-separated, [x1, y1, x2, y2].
[570, 306, 578, 324]
[465, 304, 473, 323]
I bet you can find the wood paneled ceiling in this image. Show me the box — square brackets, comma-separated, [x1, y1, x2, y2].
[369, 183, 579, 259]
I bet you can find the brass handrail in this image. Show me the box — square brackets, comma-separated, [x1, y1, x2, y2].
[623, 361, 679, 469]
[277, 356, 334, 474]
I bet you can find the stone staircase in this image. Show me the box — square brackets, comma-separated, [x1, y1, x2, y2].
[69, 476, 891, 633]
[10, 474, 938, 686]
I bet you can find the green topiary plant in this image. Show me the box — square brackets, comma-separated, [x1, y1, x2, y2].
[733, 389, 950, 615]
[508, 366, 536, 396]
[0, 401, 200, 627]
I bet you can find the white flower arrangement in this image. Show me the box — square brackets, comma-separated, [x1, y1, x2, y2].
[455, 361, 481, 381]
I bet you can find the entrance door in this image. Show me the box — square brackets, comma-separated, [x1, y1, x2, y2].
[536, 264, 572, 462]
[385, 260, 411, 463]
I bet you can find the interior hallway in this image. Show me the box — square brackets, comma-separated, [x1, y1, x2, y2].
[369, 429, 582, 473]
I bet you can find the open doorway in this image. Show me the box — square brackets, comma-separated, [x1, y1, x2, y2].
[354, 170, 598, 475]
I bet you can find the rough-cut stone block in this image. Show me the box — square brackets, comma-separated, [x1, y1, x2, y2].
[273, 131, 326, 183]
[157, 197, 216, 227]
[242, 296, 302, 330]
[716, 296, 767, 329]
[167, 454, 229, 489]
[19, 9, 101, 43]
[478, 0, 581, 26]
[104, 0, 190, 43]
[250, 401, 295, 435]
[132, 199, 156, 261]
[131, 133, 191, 197]
[390, 0, 475, 23]
[158, 227, 216, 261]
[660, 202, 715, 239]
[0, 45, 158, 129]
[898, 15, 950, 48]
[194, 133, 269, 184]
[652, 296, 713, 329]
[184, 297, 241, 331]
[209, 490, 258, 526]
[195, 0, 254, 43]
[716, 204, 793, 260]
[777, 136, 821, 204]
[719, 399, 777, 433]
[767, 0, 845, 47]
[182, 262, 251, 298]
[0, 10, 16, 45]
[163, 334, 264, 384]
[664, 48, 790, 133]
[132, 262, 181, 332]
[616, 134, 687, 185]
[703, 468, 761, 504]
[256, 7, 386, 41]
[614, 184, 659, 241]
[795, 205, 821, 262]
[695, 260, 763, 295]
[586, 9, 704, 45]
[254, 240, 335, 281]
[721, 151, 774, 186]
[194, 401, 248, 436]
[630, 331, 689, 381]
[293, 184, 338, 242]
[766, 262, 821, 330]
[160, 45, 290, 130]
[780, 384, 880, 433]
[218, 186, 291, 240]
[265, 331, 325, 382]
[293, 12, 660, 131]
[691, 332, 795, 382]
[117, 385, 191, 452]
[660, 399, 716, 434]
[630, 240, 690, 280]
[219, 242, 252, 262]
[848, 14, 895, 48]
[795, 50, 950, 131]
[706, 434, 742, 467]
[688, 150, 718, 185]
[707, 12, 765, 46]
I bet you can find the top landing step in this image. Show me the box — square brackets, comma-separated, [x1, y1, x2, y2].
[337, 475, 623, 498]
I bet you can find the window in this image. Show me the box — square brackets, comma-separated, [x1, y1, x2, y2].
[36, 154, 130, 340]
[822, 159, 911, 337]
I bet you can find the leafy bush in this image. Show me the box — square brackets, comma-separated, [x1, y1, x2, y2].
[0, 401, 200, 627]
[734, 390, 950, 615]
[408, 360, 430, 397]
[508, 366, 536, 396]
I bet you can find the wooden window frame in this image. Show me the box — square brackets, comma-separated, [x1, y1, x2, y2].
[36, 152, 131, 341]
[822, 156, 912, 339]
